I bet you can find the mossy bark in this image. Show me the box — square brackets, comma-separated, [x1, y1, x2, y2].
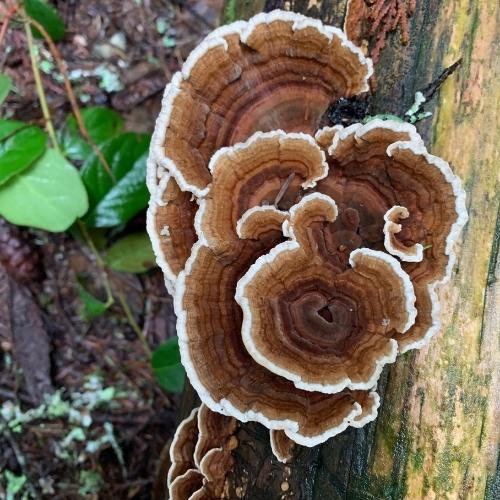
[179, 1, 499, 497]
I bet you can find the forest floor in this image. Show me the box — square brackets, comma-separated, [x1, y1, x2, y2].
[0, 1, 223, 498]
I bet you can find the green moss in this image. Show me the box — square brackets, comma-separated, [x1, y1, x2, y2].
[222, 0, 238, 24]
[434, 442, 455, 493]
[413, 449, 424, 471]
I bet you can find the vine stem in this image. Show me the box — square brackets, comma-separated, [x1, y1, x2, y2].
[23, 10, 150, 357]
[77, 221, 151, 356]
[117, 293, 152, 358]
[24, 14, 116, 183]
[24, 20, 60, 152]
[0, 3, 17, 52]
[77, 220, 114, 307]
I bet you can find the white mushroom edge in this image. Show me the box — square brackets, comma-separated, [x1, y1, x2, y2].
[146, 9, 373, 199]
[328, 119, 468, 353]
[235, 193, 416, 394]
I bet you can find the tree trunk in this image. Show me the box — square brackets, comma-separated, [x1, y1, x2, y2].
[179, 1, 499, 497]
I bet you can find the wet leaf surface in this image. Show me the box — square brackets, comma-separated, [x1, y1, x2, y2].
[0, 125, 47, 186]
[0, 149, 88, 231]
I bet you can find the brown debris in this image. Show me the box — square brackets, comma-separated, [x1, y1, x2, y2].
[8, 278, 54, 405]
[0, 218, 41, 284]
[344, 0, 416, 62]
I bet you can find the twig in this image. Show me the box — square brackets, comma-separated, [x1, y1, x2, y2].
[0, 3, 17, 53]
[24, 20, 60, 152]
[77, 220, 114, 307]
[116, 291, 152, 358]
[405, 58, 463, 122]
[24, 14, 116, 183]
[274, 173, 295, 208]
[422, 58, 463, 101]
[0, 414, 39, 499]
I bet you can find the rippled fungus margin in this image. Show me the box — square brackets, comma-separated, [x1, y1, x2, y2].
[146, 9, 467, 467]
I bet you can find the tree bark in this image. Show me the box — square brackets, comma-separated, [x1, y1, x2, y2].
[179, 1, 499, 497]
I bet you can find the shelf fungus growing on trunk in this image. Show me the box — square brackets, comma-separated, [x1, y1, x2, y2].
[167, 404, 238, 500]
[165, 123, 466, 449]
[146, 9, 373, 292]
[235, 193, 417, 394]
[147, 9, 467, 474]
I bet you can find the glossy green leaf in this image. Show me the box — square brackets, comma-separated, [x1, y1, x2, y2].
[0, 73, 12, 106]
[151, 337, 185, 394]
[0, 126, 47, 185]
[24, 0, 66, 42]
[104, 233, 156, 273]
[59, 107, 124, 161]
[77, 283, 110, 319]
[0, 148, 88, 231]
[81, 132, 150, 227]
[0, 119, 26, 142]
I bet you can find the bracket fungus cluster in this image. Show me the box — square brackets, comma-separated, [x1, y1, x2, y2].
[168, 404, 238, 500]
[147, 10, 468, 467]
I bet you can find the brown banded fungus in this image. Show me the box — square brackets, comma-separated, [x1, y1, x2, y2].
[236, 193, 417, 394]
[147, 10, 373, 291]
[147, 9, 467, 459]
[167, 404, 238, 500]
[168, 122, 466, 448]
[321, 120, 467, 352]
[175, 131, 382, 447]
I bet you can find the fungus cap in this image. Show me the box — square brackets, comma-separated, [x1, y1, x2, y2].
[146, 10, 373, 293]
[176, 132, 384, 447]
[167, 404, 238, 500]
[236, 193, 417, 394]
[147, 10, 372, 196]
[172, 122, 466, 446]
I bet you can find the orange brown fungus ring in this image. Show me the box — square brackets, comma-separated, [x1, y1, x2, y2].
[167, 404, 238, 500]
[147, 10, 373, 292]
[147, 10, 468, 461]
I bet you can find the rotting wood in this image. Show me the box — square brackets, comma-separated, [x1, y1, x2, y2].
[173, 1, 500, 498]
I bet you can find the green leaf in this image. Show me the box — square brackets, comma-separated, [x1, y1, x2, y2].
[5, 470, 26, 499]
[0, 125, 47, 185]
[24, 0, 66, 42]
[59, 107, 124, 161]
[0, 119, 26, 142]
[76, 282, 110, 319]
[0, 148, 88, 231]
[81, 132, 150, 227]
[152, 337, 185, 393]
[0, 73, 12, 106]
[105, 232, 156, 273]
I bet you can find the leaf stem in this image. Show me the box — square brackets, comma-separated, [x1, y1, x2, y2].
[0, 2, 17, 53]
[24, 20, 60, 152]
[116, 291, 152, 358]
[77, 220, 114, 307]
[24, 14, 116, 183]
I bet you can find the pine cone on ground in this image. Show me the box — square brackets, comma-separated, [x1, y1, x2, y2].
[0, 218, 41, 283]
